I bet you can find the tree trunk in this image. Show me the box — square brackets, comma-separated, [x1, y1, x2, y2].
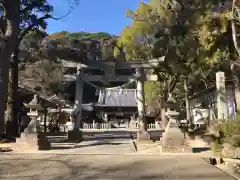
[0, 1, 20, 134]
[161, 107, 168, 128]
[6, 50, 19, 137]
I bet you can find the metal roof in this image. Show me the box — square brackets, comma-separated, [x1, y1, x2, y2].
[96, 88, 137, 107]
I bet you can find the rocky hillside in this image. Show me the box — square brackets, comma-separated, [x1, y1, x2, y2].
[19, 31, 117, 101]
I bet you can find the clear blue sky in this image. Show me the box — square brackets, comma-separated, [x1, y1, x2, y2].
[47, 0, 148, 35]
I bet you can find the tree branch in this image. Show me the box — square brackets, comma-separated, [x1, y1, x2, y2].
[232, 0, 240, 57]
[18, 10, 72, 45]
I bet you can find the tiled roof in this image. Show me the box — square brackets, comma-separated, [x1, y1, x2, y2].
[96, 88, 137, 107]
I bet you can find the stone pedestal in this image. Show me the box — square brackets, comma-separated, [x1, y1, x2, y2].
[137, 120, 150, 140]
[67, 130, 83, 142]
[137, 130, 150, 140]
[162, 118, 185, 146]
[11, 118, 51, 152]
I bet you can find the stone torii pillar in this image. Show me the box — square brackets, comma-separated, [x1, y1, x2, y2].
[216, 71, 228, 120]
[73, 66, 84, 129]
[68, 65, 84, 142]
[136, 68, 150, 140]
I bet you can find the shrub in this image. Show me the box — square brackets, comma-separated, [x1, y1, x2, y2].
[211, 140, 222, 154]
[222, 118, 240, 139]
[229, 135, 240, 147]
[208, 119, 224, 138]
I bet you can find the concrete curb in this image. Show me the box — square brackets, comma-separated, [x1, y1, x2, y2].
[202, 157, 239, 180]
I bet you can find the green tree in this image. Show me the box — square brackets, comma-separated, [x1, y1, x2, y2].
[0, 0, 82, 135]
[120, 0, 234, 127]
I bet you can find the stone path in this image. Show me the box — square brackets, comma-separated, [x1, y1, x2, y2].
[70, 131, 136, 154]
[0, 154, 235, 180]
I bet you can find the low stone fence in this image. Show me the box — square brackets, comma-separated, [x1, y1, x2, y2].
[39, 121, 162, 132]
[81, 123, 111, 131]
[79, 122, 161, 131]
[128, 123, 161, 130]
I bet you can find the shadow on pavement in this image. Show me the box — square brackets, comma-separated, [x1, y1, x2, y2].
[74, 142, 125, 148]
[192, 147, 211, 153]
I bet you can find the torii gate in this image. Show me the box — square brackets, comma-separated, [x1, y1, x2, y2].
[63, 57, 164, 140]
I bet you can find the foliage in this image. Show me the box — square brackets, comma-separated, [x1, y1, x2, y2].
[20, 0, 53, 30]
[39, 31, 118, 62]
[211, 140, 222, 154]
[48, 31, 111, 41]
[209, 116, 240, 149]
[119, 0, 236, 109]
[119, 2, 155, 60]
[144, 81, 161, 107]
[19, 60, 63, 95]
[222, 118, 240, 141]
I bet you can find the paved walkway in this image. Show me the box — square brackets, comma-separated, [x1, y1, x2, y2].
[72, 131, 136, 154]
[0, 154, 235, 180]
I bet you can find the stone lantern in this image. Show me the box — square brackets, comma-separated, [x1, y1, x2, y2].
[161, 93, 192, 153]
[11, 94, 51, 152]
[25, 94, 44, 133]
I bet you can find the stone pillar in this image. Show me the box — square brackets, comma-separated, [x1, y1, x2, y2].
[184, 79, 191, 129]
[73, 67, 84, 130]
[136, 68, 150, 140]
[68, 66, 84, 142]
[216, 72, 228, 120]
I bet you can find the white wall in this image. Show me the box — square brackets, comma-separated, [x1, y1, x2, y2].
[189, 85, 236, 120]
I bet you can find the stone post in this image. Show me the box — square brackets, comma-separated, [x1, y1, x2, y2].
[184, 79, 191, 130]
[216, 71, 228, 120]
[136, 68, 150, 140]
[68, 65, 84, 142]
